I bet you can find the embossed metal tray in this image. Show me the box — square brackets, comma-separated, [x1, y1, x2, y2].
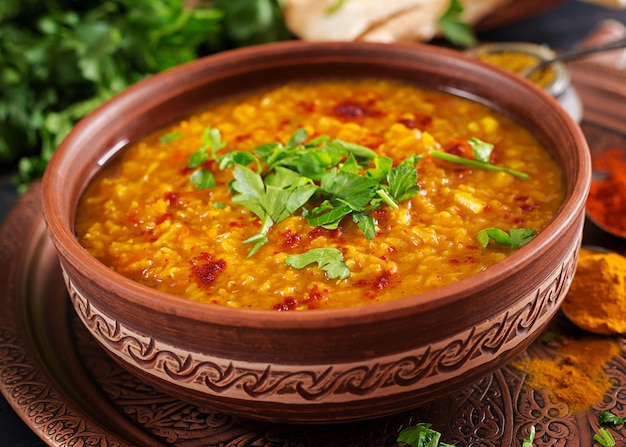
[1, 122, 625, 446]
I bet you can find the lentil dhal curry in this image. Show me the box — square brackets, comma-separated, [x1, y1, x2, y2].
[75, 80, 564, 311]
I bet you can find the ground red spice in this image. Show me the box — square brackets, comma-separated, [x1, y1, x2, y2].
[332, 100, 384, 120]
[281, 229, 301, 250]
[273, 297, 299, 311]
[190, 252, 226, 287]
[398, 114, 432, 129]
[587, 148, 626, 236]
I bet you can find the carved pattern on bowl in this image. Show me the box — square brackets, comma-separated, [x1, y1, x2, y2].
[61, 240, 578, 405]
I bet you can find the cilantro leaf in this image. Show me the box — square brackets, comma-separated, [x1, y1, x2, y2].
[319, 169, 379, 210]
[284, 248, 350, 280]
[353, 213, 377, 240]
[477, 228, 537, 249]
[230, 164, 267, 218]
[231, 165, 316, 256]
[468, 137, 493, 163]
[159, 132, 180, 143]
[327, 139, 378, 160]
[366, 155, 393, 181]
[190, 168, 217, 190]
[188, 127, 223, 168]
[509, 228, 537, 248]
[204, 127, 226, 153]
[523, 426, 536, 447]
[286, 126, 308, 147]
[438, 0, 477, 47]
[387, 157, 421, 203]
[599, 411, 626, 427]
[188, 147, 208, 169]
[397, 423, 455, 447]
[307, 203, 353, 230]
[217, 150, 260, 170]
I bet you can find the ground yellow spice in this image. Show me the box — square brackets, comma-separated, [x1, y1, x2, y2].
[476, 51, 555, 88]
[562, 248, 626, 335]
[519, 336, 621, 412]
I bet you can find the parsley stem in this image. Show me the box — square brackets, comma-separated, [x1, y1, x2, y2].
[431, 150, 530, 179]
[243, 216, 273, 257]
[376, 189, 399, 210]
[594, 428, 616, 447]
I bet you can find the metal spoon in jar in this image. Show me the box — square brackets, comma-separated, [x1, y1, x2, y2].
[522, 36, 626, 78]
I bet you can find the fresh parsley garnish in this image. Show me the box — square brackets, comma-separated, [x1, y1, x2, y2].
[284, 248, 350, 280]
[468, 137, 493, 162]
[159, 132, 181, 143]
[594, 428, 616, 447]
[231, 165, 317, 257]
[438, 0, 477, 47]
[190, 168, 217, 190]
[477, 228, 537, 249]
[523, 426, 536, 447]
[188, 127, 421, 257]
[306, 152, 420, 232]
[599, 410, 626, 427]
[397, 423, 454, 447]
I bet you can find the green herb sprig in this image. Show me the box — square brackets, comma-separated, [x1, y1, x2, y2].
[523, 426, 536, 447]
[477, 228, 537, 249]
[438, 0, 477, 47]
[599, 410, 626, 427]
[5, 0, 290, 191]
[284, 248, 350, 280]
[189, 127, 421, 257]
[431, 138, 530, 179]
[594, 428, 616, 447]
[325, 0, 476, 47]
[397, 423, 454, 447]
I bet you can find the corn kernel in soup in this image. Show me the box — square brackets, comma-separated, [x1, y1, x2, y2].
[75, 79, 564, 311]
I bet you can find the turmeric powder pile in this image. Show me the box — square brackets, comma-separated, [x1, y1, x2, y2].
[561, 248, 626, 335]
[474, 50, 555, 88]
[519, 336, 621, 412]
[516, 248, 625, 412]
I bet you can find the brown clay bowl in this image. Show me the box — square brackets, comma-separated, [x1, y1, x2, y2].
[41, 41, 591, 423]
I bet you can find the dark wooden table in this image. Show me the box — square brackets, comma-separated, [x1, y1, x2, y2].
[2, 1, 626, 445]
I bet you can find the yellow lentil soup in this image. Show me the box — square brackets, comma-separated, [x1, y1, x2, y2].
[75, 79, 564, 311]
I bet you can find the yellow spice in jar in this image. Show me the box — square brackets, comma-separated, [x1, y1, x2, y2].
[477, 51, 555, 88]
[561, 248, 626, 335]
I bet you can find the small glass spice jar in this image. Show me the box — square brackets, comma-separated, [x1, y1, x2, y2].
[468, 42, 583, 122]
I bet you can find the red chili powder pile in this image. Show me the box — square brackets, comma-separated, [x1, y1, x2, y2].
[587, 148, 626, 237]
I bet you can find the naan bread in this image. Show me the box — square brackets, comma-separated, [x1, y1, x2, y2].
[283, 0, 512, 43]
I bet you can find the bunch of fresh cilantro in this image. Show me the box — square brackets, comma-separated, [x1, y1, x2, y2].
[1, 0, 474, 193]
[0, 0, 290, 191]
